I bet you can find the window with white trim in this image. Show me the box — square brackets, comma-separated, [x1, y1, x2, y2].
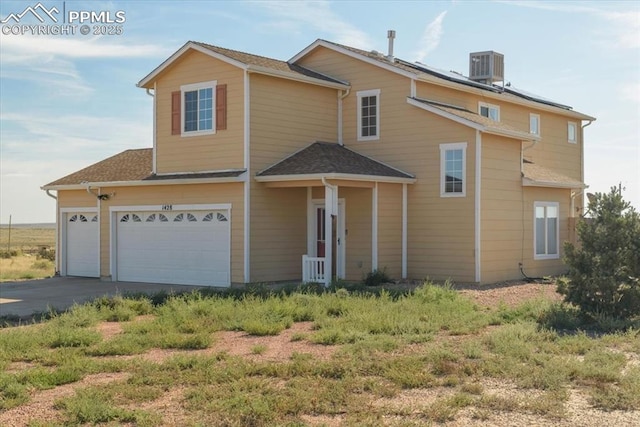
[567, 122, 577, 143]
[534, 202, 559, 260]
[530, 113, 540, 135]
[440, 142, 467, 197]
[479, 102, 500, 121]
[357, 89, 380, 141]
[181, 81, 216, 135]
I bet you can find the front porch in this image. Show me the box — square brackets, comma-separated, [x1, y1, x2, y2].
[255, 141, 416, 286]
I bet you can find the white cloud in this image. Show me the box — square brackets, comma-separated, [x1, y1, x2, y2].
[253, 0, 373, 50]
[620, 82, 640, 104]
[413, 11, 447, 62]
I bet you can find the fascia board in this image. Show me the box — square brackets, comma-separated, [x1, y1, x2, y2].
[255, 173, 416, 184]
[41, 175, 245, 191]
[137, 42, 247, 88]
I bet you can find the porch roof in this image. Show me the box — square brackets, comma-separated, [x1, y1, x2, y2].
[255, 141, 416, 184]
[522, 161, 586, 189]
[42, 148, 246, 190]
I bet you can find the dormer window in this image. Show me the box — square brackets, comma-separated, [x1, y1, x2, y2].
[479, 102, 500, 121]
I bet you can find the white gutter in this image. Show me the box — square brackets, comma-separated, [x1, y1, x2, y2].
[522, 178, 587, 189]
[255, 173, 416, 185]
[146, 85, 157, 174]
[337, 88, 350, 145]
[42, 174, 246, 191]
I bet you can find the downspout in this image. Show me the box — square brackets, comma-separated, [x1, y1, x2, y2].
[337, 89, 350, 145]
[45, 190, 59, 275]
[579, 119, 594, 210]
[521, 139, 538, 173]
[146, 87, 156, 174]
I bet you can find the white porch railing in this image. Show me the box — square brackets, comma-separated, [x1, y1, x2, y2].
[302, 255, 325, 283]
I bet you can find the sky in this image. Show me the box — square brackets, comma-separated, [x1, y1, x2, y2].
[0, 0, 638, 224]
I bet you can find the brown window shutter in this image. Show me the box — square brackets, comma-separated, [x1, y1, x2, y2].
[216, 84, 227, 130]
[171, 91, 181, 135]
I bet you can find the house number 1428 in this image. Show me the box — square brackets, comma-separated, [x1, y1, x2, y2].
[161, 205, 173, 211]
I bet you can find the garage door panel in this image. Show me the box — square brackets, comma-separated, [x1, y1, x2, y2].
[66, 213, 99, 277]
[116, 210, 230, 287]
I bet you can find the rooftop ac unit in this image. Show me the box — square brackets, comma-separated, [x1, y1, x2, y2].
[469, 51, 504, 84]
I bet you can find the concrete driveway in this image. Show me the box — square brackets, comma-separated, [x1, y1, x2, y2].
[0, 277, 204, 319]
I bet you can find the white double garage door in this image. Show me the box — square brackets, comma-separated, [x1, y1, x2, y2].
[64, 206, 231, 287]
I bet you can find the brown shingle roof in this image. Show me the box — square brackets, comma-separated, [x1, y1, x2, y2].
[409, 98, 533, 138]
[192, 42, 347, 85]
[45, 149, 152, 187]
[522, 161, 585, 189]
[44, 149, 245, 187]
[256, 141, 414, 179]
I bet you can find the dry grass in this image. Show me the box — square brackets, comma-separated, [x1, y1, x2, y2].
[0, 254, 55, 282]
[0, 226, 55, 252]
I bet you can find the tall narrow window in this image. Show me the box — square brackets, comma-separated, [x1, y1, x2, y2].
[357, 89, 380, 141]
[534, 202, 559, 259]
[479, 102, 500, 121]
[440, 142, 467, 197]
[530, 113, 540, 135]
[568, 122, 577, 143]
[181, 81, 216, 136]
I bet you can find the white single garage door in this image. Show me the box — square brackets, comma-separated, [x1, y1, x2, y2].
[116, 210, 230, 286]
[66, 212, 100, 277]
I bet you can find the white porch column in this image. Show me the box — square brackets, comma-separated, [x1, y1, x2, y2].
[402, 183, 407, 279]
[323, 178, 338, 287]
[372, 182, 378, 271]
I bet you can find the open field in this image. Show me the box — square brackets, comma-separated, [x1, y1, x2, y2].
[0, 226, 55, 252]
[1, 283, 638, 426]
[0, 226, 56, 282]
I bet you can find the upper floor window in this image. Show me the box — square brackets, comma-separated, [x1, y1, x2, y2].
[479, 102, 500, 121]
[357, 89, 380, 141]
[534, 202, 559, 260]
[567, 122, 577, 144]
[181, 81, 216, 136]
[171, 81, 226, 136]
[440, 142, 467, 197]
[530, 113, 540, 135]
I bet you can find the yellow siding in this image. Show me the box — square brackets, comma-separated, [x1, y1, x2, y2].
[155, 50, 245, 174]
[377, 183, 402, 279]
[480, 135, 526, 282]
[480, 134, 573, 282]
[96, 183, 244, 283]
[412, 80, 582, 182]
[298, 47, 478, 282]
[249, 73, 338, 282]
[340, 187, 373, 281]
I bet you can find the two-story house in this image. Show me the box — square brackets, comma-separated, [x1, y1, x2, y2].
[42, 33, 595, 287]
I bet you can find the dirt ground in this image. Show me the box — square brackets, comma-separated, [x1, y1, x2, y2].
[1, 281, 638, 427]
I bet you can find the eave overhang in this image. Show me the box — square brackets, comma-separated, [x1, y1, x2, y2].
[137, 41, 349, 91]
[41, 172, 246, 191]
[255, 172, 416, 185]
[407, 97, 540, 142]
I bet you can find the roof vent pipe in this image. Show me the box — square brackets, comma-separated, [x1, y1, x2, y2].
[387, 30, 396, 62]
